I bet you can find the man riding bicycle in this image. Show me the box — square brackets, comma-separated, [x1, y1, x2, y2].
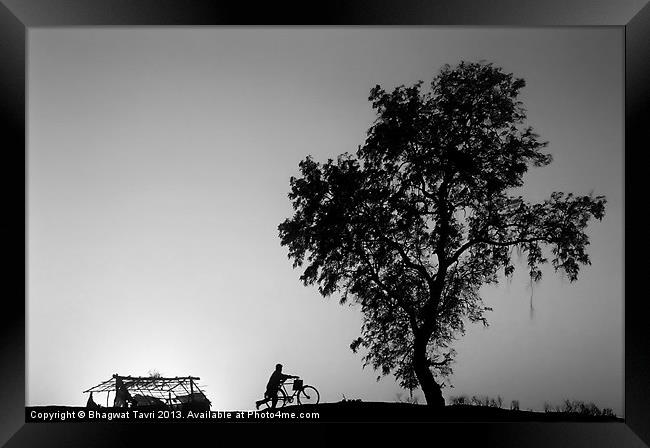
[255, 363, 298, 410]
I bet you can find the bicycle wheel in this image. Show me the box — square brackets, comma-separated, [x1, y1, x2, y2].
[262, 388, 287, 409]
[297, 385, 320, 405]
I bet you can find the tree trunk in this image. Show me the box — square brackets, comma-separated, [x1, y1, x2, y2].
[413, 334, 445, 407]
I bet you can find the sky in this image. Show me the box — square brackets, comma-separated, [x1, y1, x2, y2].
[27, 27, 623, 414]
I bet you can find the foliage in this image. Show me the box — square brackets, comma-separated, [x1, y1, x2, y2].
[341, 395, 363, 403]
[543, 399, 616, 417]
[450, 395, 468, 406]
[450, 394, 502, 408]
[395, 392, 421, 405]
[279, 60, 606, 403]
[450, 397, 615, 416]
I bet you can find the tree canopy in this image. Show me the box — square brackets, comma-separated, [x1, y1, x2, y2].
[278, 61, 606, 406]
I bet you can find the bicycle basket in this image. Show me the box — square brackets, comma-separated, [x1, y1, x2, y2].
[292, 379, 303, 391]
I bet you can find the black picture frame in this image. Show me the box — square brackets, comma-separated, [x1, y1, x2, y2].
[1, 1, 647, 446]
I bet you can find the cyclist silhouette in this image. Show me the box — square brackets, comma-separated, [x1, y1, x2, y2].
[255, 363, 298, 410]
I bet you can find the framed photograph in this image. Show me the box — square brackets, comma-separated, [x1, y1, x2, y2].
[1, 0, 647, 446]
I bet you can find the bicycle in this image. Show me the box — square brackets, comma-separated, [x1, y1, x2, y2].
[260, 378, 320, 409]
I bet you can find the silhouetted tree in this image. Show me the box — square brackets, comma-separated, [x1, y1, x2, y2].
[278, 61, 606, 407]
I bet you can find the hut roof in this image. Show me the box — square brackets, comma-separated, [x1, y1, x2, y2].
[83, 374, 210, 405]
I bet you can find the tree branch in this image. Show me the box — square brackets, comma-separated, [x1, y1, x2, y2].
[358, 249, 419, 332]
[383, 236, 436, 288]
